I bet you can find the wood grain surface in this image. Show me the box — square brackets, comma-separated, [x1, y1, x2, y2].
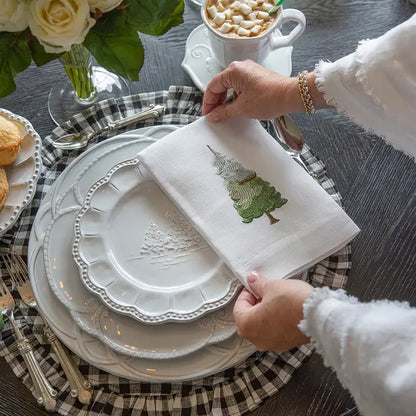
[0, 1, 415, 415]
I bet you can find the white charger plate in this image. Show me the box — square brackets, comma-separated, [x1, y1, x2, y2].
[41, 133, 238, 359]
[181, 24, 292, 92]
[29, 128, 256, 381]
[73, 156, 239, 324]
[0, 109, 42, 236]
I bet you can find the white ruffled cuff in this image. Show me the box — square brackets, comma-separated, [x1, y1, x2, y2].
[298, 287, 359, 379]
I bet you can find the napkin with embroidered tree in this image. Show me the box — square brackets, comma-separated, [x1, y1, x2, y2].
[138, 117, 360, 287]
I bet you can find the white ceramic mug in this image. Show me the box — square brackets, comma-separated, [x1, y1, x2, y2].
[201, 1, 306, 68]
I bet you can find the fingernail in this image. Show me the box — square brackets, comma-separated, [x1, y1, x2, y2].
[247, 272, 260, 284]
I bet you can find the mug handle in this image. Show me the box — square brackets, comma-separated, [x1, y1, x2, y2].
[270, 9, 306, 49]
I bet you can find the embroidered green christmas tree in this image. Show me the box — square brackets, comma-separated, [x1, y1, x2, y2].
[207, 146, 287, 224]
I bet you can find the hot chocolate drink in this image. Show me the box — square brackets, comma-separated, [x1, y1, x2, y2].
[205, 0, 279, 37]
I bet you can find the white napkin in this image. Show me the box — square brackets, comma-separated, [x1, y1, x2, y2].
[138, 117, 360, 287]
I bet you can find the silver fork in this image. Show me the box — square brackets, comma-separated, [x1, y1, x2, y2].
[0, 274, 57, 411]
[3, 254, 93, 405]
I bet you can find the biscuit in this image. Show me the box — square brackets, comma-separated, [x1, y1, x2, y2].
[0, 167, 9, 210]
[0, 115, 23, 167]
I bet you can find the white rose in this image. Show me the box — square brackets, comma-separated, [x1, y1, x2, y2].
[29, 0, 96, 53]
[0, 0, 29, 32]
[88, 0, 123, 13]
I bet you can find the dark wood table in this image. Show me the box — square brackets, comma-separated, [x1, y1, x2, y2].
[1, 1, 415, 415]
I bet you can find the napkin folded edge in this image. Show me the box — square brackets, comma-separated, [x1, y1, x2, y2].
[241, 211, 360, 285]
[137, 117, 361, 289]
[138, 158, 360, 290]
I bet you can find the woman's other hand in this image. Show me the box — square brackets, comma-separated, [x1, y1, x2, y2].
[233, 272, 313, 352]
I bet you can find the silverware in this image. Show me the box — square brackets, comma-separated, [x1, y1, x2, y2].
[3, 253, 93, 405]
[269, 114, 318, 178]
[53, 104, 165, 150]
[0, 273, 57, 412]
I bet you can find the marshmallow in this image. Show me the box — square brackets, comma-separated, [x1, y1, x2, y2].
[219, 22, 233, 33]
[230, 1, 241, 8]
[248, 12, 257, 20]
[213, 12, 226, 25]
[239, 3, 252, 14]
[208, 5, 218, 18]
[262, 2, 273, 11]
[248, 0, 258, 7]
[237, 26, 250, 35]
[240, 20, 255, 29]
[258, 11, 269, 19]
[232, 14, 244, 24]
[251, 24, 262, 35]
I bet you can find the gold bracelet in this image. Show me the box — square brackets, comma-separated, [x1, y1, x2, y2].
[297, 71, 315, 115]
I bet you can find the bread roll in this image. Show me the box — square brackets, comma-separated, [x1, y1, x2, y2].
[0, 115, 22, 167]
[0, 167, 9, 209]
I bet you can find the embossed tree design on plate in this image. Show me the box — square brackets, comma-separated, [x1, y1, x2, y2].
[208, 146, 287, 224]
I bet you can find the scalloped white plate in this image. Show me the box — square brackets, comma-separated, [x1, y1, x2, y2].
[73, 157, 240, 324]
[0, 109, 42, 236]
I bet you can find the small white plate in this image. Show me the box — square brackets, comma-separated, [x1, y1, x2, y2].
[0, 109, 42, 236]
[182, 24, 293, 92]
[73, 157, 240, 324]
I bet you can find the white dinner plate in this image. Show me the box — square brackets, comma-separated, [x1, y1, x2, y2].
[73, 157, 239, 324]
[41, 137, 238, 359]
[181, 24, 292, 92]
[29, 128, 256, 381]
[0, 109, 42, 236]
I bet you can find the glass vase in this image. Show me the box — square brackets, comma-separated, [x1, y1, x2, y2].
[61, 44, 98, 105]
[48, 44, 131, 126]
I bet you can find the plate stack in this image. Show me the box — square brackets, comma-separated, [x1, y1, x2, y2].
[28, 125, 255, 382]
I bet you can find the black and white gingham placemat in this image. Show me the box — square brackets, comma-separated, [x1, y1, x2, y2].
[0, 86, 351, 416]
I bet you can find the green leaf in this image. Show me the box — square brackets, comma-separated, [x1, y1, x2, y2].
[135, 1, 184, 36]
[28, 36, 63, 66]
[126, 0, 184, 35]
[85, 13, 144, 81]
[0, 31, 32, 97]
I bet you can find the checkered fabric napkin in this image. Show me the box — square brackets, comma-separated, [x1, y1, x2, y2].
[0, 86, 351, 416]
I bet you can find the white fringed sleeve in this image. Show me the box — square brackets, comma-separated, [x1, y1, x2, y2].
[315, 14, 416, 159]
[299, 288, 416, 416]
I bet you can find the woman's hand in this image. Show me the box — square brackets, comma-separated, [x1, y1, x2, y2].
[202, 60, 303, 122]
[233, 272, 313, 352]
[202, 60, 330, 122]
